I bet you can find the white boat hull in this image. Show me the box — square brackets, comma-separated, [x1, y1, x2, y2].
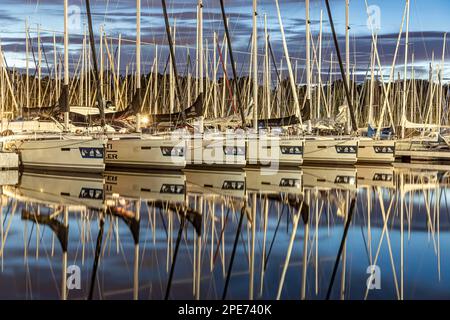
[303, 138, 358, 164]
[358, 139, 395, 163]
[247, 136, 304, 167]
[395, 139, 450, 161]
[6, 137, 105, 172]
[105, 136, 186, 170]
[186, 136, 246, 168]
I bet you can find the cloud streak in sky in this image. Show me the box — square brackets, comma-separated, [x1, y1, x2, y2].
[0, 0, 448, 80]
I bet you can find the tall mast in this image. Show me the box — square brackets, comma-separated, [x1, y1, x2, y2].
[218, 0, 246, 127]
[306, 0, 311, 120]
[439, 33, 446, 129]
[136, 0, 142, 132]
[345, 0, 351, 131]
[252, 0, 258, 131]
[317, 10, 323, 120]
[401, 0, 410, 139]
[161, 0, 184, 121]
[324, 0, 357, 132]
[85, 0, 106, 127]
[368, 35, 376, 126]
[25, 19, 29, 114]
[264, 14, 270, 119]
[38, 24, 41, 109]
[198, 0, 204, 132]
[345, 0, 350, 86]
[274, 0, 302, 123]
[63, 0, 70, 129]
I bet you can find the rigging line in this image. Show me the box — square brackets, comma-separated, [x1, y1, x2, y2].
[40, 41, 52, 78]
[29, 35, 39, 79]
[268, 39, 281, 84]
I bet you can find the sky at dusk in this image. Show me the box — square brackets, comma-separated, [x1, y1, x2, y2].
[0, 0, 449, 81]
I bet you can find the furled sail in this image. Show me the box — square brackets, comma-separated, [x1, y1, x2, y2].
[150, 93, 204, 124]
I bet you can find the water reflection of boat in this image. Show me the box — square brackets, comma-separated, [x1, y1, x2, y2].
[394, 166, 443, 195]
[0, 170, 19, 187]
[303, 166, 357, 191]
[184, 168, 246, 198]
[104, 170, 186, 203]
[20, 205, 71, 300]
[356, 165, 395, 189]
[3, 170, 104, 209]
[245, 167, 303, 194]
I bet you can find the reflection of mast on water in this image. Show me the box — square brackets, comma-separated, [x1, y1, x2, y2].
[88, 211, 104, 300]
[326, 195, 356, 300]
[249, 193, 256, 300]
[339, 192, 349, 300]
[158, 202, 201, 300]
[301, 193, 310, 300]
[106, 200, 141, 300]
[259, 195, 269, 298]
[21, 206, 69, 300]
[276, 200, 309, 300]
[222, 201, 247, 300]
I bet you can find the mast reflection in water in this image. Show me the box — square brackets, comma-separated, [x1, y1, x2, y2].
[0, 164, 449, 300]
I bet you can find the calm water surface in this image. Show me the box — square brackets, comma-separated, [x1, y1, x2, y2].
[0, 164, 448, 300]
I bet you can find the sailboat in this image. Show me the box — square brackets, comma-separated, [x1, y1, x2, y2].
[102, 0, 187, 170]
[245, 0, 305, 167]
[1, 0, 106, 173]
[245, 0, 358, 166]
[180, 0, 247, 168]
